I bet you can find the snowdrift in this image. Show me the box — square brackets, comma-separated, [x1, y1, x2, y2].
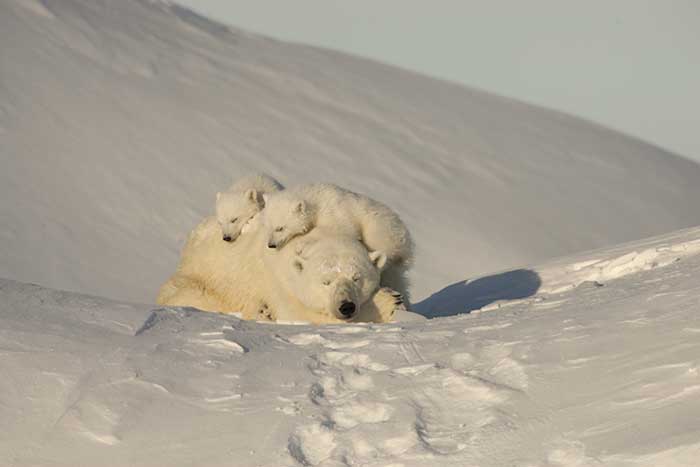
[2, 226, 699, 466]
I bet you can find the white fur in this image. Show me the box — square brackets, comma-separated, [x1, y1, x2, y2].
[215, 174, 284, 243]
[262, 183, 414, 302]
[157, 217, 402, 324]
[265, 227, 388, 321]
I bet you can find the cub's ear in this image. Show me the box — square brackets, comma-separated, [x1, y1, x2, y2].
[369, 251, 388, 270]
[262, 193, 269, 206]
[294, 200, 307, 215]
[245, 188, 261, 205]
[292, 259, 304, 273]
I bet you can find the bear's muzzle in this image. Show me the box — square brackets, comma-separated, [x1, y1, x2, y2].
[338, 300, 356, 318]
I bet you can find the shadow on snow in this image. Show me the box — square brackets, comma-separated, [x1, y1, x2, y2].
[413, 269, 541, 318]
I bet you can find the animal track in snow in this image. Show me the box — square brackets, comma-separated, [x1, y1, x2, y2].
[285, 333, 330, 346]
[412, 367, 510, 455]
[450, 352, 476, 371]
[321, 352, 389, 372]
[288, 319, 535, 465]
[329, 401, 394, 429]
[544, 439, 601, 466]
[284, 332, 370, 350]
[288, 423, 337, 466]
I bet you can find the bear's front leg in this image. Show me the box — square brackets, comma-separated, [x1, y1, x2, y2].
[240, 300, 277, 322]
[357, 287, 406, 323]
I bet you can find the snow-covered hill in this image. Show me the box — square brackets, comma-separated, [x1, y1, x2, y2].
[3, 1, 700, 465]
[2, 226, 699, 466]
[3, 0, 700, 304]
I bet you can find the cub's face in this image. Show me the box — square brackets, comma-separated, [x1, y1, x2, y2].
[282, 237, 385, 320]
[263, 196, 312, 249]
[216, 189, 262, 242]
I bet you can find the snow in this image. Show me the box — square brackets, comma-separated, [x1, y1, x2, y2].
[3, 0, 700, 304]
[3, 1, 700, 466]
[2, 226, 700, 466]
[415, 225, 700, 317]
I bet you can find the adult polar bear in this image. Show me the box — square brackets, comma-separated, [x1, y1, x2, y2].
[262, 183, 414, 302]
[157, 216, 403, 324]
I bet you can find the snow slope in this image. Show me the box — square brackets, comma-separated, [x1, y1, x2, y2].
[3, 0, 700, 304]
[2, 226, 700, 466]
[3, 2, 700, 465]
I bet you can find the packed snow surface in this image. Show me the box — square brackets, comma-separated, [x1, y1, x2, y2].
[2, 226, 700, 466]
[3, 0, 700, 304]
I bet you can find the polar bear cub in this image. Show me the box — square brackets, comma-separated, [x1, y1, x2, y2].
[262, 183, 414, 300]
[215, 174, 284, 243]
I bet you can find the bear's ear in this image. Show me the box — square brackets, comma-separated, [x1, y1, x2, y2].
[292, 259, 304, 273]
[261, 193, 269, 206]
[294, 200, 306, 215]
[369, 251, 388, 270]
[216, 192, 222, 201]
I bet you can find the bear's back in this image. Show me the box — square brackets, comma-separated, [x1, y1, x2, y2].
[291, 184, 364, 234]
[228, 173, 284, 194]
[172, 216, 270, 316]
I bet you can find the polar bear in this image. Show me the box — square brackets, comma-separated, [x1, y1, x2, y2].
[264, 227, 397, 321]
[157, 216, 404, 324]
[262, 183, 414, 301]
[215, 174, 284, 243]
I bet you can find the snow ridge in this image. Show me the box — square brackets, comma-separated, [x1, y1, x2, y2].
[2, 226, 700, 465]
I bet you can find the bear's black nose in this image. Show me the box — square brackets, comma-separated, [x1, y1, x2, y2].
[267, 242, 277, 249]
[339, 301, 356, 318]
[223, 236, 233, 242]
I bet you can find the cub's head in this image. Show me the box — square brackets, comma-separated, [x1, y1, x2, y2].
[279, 235, 386, 321]
[215, 189, 263, 243]
[263, 193, 314, 250]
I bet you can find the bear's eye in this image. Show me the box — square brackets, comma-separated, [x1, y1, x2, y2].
[275, 227, 284, 232]
[230, 217, 238, 224]
[322, 280, 331, 286]
[352, 274, 361, 283]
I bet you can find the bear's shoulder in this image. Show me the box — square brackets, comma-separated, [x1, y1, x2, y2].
[186, 216, 219, 245]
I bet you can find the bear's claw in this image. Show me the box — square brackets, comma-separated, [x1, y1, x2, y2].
[390, 291, 404, 305]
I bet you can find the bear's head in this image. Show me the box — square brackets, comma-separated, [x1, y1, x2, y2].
[274, 234, 387, 320]
[216, 189, 264, 243]
[262, 192, 314, 250]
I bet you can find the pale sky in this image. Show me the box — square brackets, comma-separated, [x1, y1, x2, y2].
[178, 0, 700, 162]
